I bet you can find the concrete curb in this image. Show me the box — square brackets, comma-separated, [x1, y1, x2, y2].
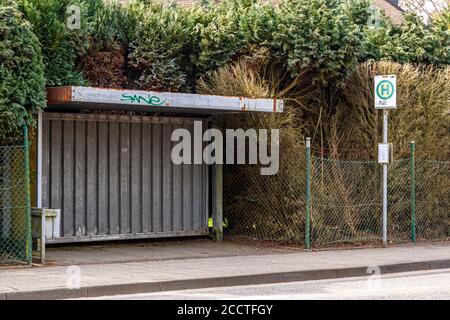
[5, 259, 450, 300]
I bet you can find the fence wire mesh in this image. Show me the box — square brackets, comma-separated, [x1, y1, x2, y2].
[387, 159, 412, 243]
[310, 157, 382, 246]
[224, 135, 306, 242]
[224, 140, 450, 248]
[0, 143, 30, 265]
[414, 160, 450, 241]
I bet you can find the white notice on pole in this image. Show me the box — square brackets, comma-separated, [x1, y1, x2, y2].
[378, 143, 390, 164]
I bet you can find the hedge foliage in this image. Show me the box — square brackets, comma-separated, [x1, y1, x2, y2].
[129, 2, 199, 91]
[0, 2, 45, 137]
[0, 0, 449, 135]
[15, 0, 449, 93]
[80, 0, 135, 88]
[365, 13, 450, 65]
[18, 0, 90, 87]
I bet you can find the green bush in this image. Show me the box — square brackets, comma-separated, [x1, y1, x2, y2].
[344, 0, 378, 27]
[0, 3, 45, 137]
[195, 0, 370, 95]
[85, 0, 143, 47]
[272, 0, 364, 85]
[0, 0, 447, 112]
[80, 0, 137, 88]
[364, 12, 449, 65]
[430, 8, 450, 65]
[18, 0, 89, 87]
[195, 0, 254, 74]
[128, 2, 200, 91]
[386, 14, 448, 64]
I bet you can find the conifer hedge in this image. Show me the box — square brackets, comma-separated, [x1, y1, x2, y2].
[0, 3, 45, 137]
[0, 0, 449, 136]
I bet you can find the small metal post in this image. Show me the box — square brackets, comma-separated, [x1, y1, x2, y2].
[40, 209, 46, 264]
[382, 110, 388, 245]
[36, 111, 43, 208]
[23, 125, 32, 265]
[214, 163, 223, 242]
[305, 138, 311, 250]
[410, 141, 416, 243]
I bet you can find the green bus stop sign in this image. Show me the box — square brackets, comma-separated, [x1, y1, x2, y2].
[374, 75, 396, 109]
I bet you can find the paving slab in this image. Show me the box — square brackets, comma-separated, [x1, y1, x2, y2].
[45, 239, 298, 266]
[0, 241, 449, 299]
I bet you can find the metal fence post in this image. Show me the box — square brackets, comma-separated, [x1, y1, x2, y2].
[305, 138, 311, 250]
[23, 125, 32, 265]
[214, 163, 224, 242]
[411, 141, 416, 243]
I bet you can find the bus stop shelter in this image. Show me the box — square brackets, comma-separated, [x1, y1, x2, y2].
[35, 86, 283, 244]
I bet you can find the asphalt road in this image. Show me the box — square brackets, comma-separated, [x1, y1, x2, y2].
[88, 268, 450, 300]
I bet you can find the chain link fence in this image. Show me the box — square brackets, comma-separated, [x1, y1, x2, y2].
[310, 157, 383, 246]
[224, 132, 306, 242]
[224, 139, 450, 248]
[0, 128, 32, 265]
[414, 160, 450, 241]
[387, 158, 413, 243]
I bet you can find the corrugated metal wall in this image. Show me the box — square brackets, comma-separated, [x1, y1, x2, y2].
[41, 113, 209, 243]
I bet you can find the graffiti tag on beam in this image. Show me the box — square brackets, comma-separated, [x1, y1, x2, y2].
[121, 94, 167, 106]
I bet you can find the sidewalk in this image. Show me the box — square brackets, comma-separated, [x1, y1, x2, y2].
[1, 241, 450, 299]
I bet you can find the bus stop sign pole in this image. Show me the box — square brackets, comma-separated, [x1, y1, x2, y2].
[382, 110, 388, 245]
[374, 75, 397, 246]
